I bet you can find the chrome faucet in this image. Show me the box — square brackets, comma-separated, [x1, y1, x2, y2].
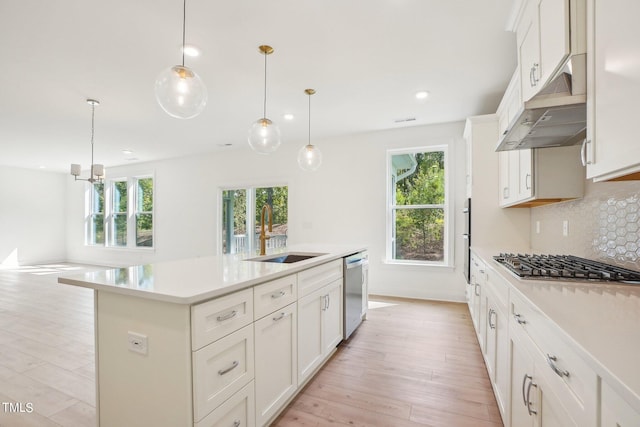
[259, 204, 273, 256]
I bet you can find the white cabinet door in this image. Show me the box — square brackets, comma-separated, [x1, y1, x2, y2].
[518, 149, 533, 200]
[322, 279, 343, 354]
[586, 0, 640, 180]
[298, 279, 343, 386]
[254, 302, 297, 427]
[499, 151, 512, 205]
[510, 332, 536, 427]
[297, 288, 324, 384]
[601, 381, 640, 427]
[518, 0, 541, 102]
[538, 0, 570, 85]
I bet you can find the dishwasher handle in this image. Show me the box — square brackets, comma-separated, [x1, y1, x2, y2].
[346, 259, 366, 269]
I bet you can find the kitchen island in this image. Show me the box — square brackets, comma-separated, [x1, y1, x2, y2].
[58, 245, 365, 427]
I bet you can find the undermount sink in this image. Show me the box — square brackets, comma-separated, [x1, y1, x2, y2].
[247, 252, 326, 264]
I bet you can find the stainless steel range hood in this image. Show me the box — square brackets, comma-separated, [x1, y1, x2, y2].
[496, 54, 587, 152]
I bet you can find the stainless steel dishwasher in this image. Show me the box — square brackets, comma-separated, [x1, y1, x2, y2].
[343, 251, 368, 339]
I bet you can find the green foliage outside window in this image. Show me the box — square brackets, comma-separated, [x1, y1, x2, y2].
[393, 151, 446, 261]
[136, 178, 153, 247]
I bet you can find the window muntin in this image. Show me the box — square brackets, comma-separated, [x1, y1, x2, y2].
[387, 148, 450, 265]
[222, 185, 288, 255]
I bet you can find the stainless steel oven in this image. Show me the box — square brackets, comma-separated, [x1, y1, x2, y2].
[463, 198, 471, 283]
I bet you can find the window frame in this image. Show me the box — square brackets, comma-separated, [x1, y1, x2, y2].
[385, 145, 453, 267]
[85, 173, 155, 250]
[219, 183, 288, 256]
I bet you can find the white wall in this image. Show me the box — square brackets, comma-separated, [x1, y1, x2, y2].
[0, 166, 67, 266]
[63, 121, 468, 301]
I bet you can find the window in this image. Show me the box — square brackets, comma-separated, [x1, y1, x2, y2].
[87, 183, 105, 245]
[222, 185, 288, 255]
[387, 147, 451, 265]
[85, 175, 154, 249]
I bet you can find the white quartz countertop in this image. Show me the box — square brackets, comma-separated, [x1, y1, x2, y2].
[58, 245, 366, 305]
[472, 247, 640, 411]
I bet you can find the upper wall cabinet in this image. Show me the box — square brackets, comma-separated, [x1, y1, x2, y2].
[499, 145, 584, 208]
[516, 0, 585, 102]
[585, 0, 640, 181]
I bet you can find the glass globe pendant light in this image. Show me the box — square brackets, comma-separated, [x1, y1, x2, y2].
[297, 89, 322, 171]
[154, 0, 207, 119]
[248, 45, 281, 154]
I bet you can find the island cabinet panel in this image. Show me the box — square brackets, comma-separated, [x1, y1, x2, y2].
[254, 302, 297, 427]
[192, 324, 254, 422]
[96, 291, 194, 427]
[195, 381, 255, 427]
[191, 288, 253, 351]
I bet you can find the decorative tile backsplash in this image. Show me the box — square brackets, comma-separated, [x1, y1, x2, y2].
[531, 180, 640, 270]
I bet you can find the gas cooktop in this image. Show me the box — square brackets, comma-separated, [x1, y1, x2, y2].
[493, 253, 640, 284]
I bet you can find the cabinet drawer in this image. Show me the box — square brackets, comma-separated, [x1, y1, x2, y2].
[254, 275, 297, 320]
[195, 381, 255, 427]
[192, 288, 254, 351]
[511, 291, 597, 421]
[193, 324, 254, 422]
[297, 259, 343, 298]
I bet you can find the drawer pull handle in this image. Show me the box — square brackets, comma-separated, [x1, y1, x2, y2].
[232, 421, 241, 427]
[546, 354, 570, 378]
[488, 309, 496, 329]
[526, 377, 538, 415]
[522, 373, 531, 407]
[271, 291, 286, 299]
[218, 360, 239, 376]
[216, 310, 238, 322]
[513, 313, 526, 325]
[474, 283, 480, 296]
[273, 312, 287, 321]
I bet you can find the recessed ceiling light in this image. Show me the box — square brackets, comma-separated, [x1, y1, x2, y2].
[39, 165, 46, 169]
[283, 113, 294, 121]
[415, 91, 429, 100]
[122, 149, 133, 155]
[182, 45, 201, 57]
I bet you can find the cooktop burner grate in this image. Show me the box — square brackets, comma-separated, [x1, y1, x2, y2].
[493, 254, 640, 283]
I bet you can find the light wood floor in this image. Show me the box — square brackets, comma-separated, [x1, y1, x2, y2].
[273, 297, 503, 427]
[0, 266, 502, 427]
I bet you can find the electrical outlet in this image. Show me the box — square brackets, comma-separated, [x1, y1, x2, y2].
[536, 221, 541, 234]
[562, 220, 569, 237]
[128, 331, 148, 355]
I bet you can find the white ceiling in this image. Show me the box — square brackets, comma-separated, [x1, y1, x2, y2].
[0, 0, 516, 173]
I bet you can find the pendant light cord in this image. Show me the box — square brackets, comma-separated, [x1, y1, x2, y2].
[308, 93, 311, 146]
[90, 102, 96, 176]
[181, 0, 186, 67]
[262, 52, 268, 119]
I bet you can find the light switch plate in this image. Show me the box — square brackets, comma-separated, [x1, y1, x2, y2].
[562, 220, 569, 237]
